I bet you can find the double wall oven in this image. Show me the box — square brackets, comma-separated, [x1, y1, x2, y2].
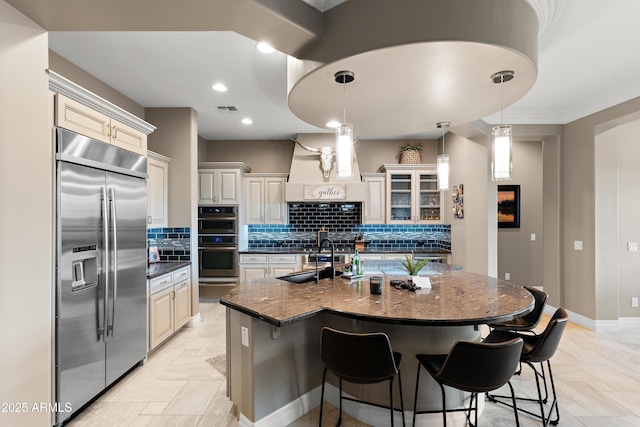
[198, 206, 239, 281]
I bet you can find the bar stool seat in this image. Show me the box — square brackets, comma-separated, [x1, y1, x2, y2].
[319, 326, 405, 427]
[484, 307, 569, 426]
[488, 286, 548, 333]
[413, 337, 524, 427]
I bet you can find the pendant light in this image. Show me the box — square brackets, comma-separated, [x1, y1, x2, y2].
[436, 121, 450, 191]
[334, 71, 355, 179]
[491, 70, 514, 181]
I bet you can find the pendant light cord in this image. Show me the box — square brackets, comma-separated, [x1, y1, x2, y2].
[500, 74, 504, 126]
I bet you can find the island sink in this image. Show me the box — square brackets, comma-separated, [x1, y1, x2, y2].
[277, 268, 342, 284]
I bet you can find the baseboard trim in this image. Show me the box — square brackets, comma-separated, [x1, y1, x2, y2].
[187, 312, 201, 328]
[544, 305, 640, 331]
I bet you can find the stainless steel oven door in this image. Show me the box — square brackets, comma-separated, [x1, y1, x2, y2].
[198, 247, 239, 277]
[198, 218, 237, 235]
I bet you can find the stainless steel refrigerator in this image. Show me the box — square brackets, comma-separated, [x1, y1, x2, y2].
[55, 128, 147, 425]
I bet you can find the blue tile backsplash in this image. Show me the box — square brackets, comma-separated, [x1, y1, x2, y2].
[147, 227, 191, 261]
[248, 202, 451, 252]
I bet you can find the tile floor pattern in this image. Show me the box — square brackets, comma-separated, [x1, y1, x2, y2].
[67, 302, 640, 427]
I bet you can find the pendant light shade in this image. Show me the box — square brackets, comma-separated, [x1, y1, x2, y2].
[436, 121, 450, 191]
[491, 71, 514, 181]
[336, 123, 353, 178]
[491, 124, 512, 181]
[334, 71, 355, 179]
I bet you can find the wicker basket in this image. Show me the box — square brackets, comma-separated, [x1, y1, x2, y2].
[400, 150, 422, 164]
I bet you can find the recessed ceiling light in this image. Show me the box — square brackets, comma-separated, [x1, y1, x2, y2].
[256, 42, 275, 54]
[326, 120, 341, 128]
[241, 118, 253, 125]
[212, 83, 228, 92]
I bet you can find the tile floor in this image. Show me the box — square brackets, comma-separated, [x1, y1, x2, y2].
[67, 302, 640, 427]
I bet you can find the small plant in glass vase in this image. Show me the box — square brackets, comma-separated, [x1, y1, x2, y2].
[401, 253, 429, 283]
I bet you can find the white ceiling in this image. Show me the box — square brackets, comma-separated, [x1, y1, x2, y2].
[47, 0, 640, 140]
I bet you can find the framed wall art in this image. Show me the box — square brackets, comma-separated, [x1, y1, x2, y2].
[497, 185, 520, 228]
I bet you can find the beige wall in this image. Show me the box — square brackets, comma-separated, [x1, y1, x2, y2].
[564, 97, 640, 321]
[49, 50, 144, 118]
[497, 141, 543, 288]
[203, 138, 438, 173]
[0, 2, 52, 425]
[596, 119, 640, 318]
[145, 107, 200, 315]
[447, 133, 493, 275]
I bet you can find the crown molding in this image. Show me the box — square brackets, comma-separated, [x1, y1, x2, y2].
[300, 0, 347, 12]
[48, 70, 156, 135]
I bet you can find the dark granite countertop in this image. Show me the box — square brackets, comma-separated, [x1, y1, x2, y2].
[239, 248, 450, 255]
[147, 261, 191, 279]
[220, 263, 533, 328]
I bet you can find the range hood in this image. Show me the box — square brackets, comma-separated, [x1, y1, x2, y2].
[285, 133, 365, 202]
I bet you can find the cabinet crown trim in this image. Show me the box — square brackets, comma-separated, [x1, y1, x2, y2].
[48, 70, 156, 135]
[382, 164, 437, 171]
[198, 162, 251, 172]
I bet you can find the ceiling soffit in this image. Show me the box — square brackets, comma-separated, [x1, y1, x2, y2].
[288, 0, 539, 138]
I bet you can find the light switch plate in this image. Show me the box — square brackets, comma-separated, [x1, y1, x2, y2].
[628, 242, 639, 253]
[531, 234, 536, 241]
[574, 241, 583, 251]
[241, 326, 249, 347]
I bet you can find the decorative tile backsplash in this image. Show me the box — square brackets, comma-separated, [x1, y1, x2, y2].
[249, 202, 451, 252]
[147, 227, 191, 261]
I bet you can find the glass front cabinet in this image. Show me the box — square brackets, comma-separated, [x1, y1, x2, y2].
[384, 164, 444, 224]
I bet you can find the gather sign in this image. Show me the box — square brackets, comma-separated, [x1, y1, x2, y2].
[303, 184, 346, 200]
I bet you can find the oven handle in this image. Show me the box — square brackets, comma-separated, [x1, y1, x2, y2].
[198, 246, 238, 251]
[198, 215, 237, 221]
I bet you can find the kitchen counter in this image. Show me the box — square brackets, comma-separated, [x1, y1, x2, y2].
[222, 265, 533, 425]
[220, 262, 532, 327]
[147, 261, 191, 279]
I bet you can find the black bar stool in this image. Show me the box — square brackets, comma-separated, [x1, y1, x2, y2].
[412, 337, 524, 427]
[484, 307, 569, 426]
[488, 286, 548, 333]
[319, 326, 405, 427]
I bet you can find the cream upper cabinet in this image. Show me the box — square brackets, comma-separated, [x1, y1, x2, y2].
[147, 151, 170, 228]
[362, 173, 386, 224]
[244, 174, 287, 224]
[198, 162, 250, 205]
[384, 164, 444, 224]
[55, 94, 147, 155]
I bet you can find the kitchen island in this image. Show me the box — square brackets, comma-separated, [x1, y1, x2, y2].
[220, 262, 533, 426]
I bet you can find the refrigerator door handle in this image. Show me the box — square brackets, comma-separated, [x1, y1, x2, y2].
[99, 186, 109, 341]
[107, 187, 118, 338]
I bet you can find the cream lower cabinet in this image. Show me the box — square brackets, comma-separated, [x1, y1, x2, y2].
[55, 94, 147, 155]
[268, 254, 300, 276]
[149, 266, 191, 350]
[239, 254, 300, 281]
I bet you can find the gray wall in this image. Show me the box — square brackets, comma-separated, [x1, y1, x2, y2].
[0, 3, 52, 425]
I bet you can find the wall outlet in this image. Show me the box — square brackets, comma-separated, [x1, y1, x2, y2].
[505, 272, 510, 280]
[628, 242, 639, 253]
[632, 297, 639, 308]
[531, 233, 536, 241]
[574, 241, 583, 251]
[241, 326, 249, 347]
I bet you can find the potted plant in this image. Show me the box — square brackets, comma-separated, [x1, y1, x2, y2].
[400, 142, 423, 164]
[401, 253, 429, 283]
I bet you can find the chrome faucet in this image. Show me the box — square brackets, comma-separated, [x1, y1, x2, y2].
[317, 238, 336, 282]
